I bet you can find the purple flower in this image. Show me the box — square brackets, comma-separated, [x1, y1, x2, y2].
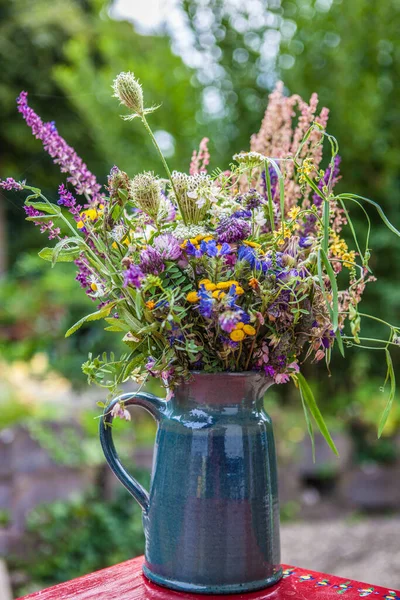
[216, 217, 251, 243]
[198, 285, 214, 318]
[17, 92, 102, 202]
[185, 241, 203, 258]
[238, 244, 270, 272]
[0, 178, 23, 191]
[58, 184, 82, 221]
[24, 205, 60, 240]
[233, 209, 252, 219]
[123, 264, 145, 288]
[264, 365, 275, 378]
[237, 188, 264, 210]
[299, 236, 312, 248]
[154, 234, 182, 260]
[139, 246, 165, 275]
[75, 256, 91, 293]
[219, 309, 243, 333]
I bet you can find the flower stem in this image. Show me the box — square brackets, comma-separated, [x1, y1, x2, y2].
[141, 115, 187, 224]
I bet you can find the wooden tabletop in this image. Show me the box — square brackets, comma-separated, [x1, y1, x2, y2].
[17, 555, 400, 599]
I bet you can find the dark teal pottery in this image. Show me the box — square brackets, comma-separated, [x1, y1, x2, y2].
[99, 371, 282, 594]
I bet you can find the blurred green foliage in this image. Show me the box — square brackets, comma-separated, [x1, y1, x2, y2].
[12, 484, 147, 596]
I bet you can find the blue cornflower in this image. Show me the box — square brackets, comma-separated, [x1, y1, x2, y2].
[198, 284, 214, 318]
[186, 241, 203, 258]
[200, 240, 231, 257]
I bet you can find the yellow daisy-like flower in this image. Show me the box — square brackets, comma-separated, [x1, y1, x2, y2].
[146, 300, 156, 310]
[230, 329, 245, 342]
[235, 322, 245, 329]
[198, 278, 211, 286]
[216, 280, 239, 290]
[273, 225, 292, 245]
[235, 286, 244, 295]
[242, 240, 261, 248]
[243, 324, 256, 336]
[77, 207, 99, 229]
[186, 291, 199, 303]
[212, 290, 226, 299]
[204, 282, 217, 291]
[90, 282, 98, 292]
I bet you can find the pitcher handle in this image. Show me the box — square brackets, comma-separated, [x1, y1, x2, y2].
[99, 391, 167, 513]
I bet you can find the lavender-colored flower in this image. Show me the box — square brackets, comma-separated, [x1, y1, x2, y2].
[139, 246, 164, 275]
[24, 205, 60, 240]
[0, 178, 23, 191]
[58, 184, 82, 221]
[216, 217, 251, 243]
[154, 234, 182, 260]
[274, 373, 290, 384]
[185, 241, 203, 258]
[123, 264, 145, 288]
[17, 92, 102, 202]
[75, 256, 92, 293]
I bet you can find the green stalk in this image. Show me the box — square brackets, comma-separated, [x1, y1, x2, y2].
[141, 115, 187, 224]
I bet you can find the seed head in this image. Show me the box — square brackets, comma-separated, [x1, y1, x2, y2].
[112, 72, 158, 120]
[130, 172, 161, 220]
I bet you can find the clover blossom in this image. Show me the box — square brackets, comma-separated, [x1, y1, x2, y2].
[154, 234, 182, 260]
[216, 217, 251, 243]
[139, 246, 165, 275]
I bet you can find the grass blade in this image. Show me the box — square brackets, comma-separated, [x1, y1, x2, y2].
[378, 349, 396, 437]
[297, 372, 339, 456]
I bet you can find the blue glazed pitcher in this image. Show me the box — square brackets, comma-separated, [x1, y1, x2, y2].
[100, 371, 282, 594]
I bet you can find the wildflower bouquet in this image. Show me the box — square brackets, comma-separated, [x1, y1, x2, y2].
[3, 73, 400, 453]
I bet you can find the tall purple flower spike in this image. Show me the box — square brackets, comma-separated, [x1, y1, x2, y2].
[17, 92, 102, 203]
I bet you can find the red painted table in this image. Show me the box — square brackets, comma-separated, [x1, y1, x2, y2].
[17, 556, 400, 600]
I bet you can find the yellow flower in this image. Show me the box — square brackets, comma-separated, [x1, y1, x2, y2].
[186, 291, 199, 303]
[90, 282, 98, 292]
[230, 329, 245, 342]
[146, 300, 156, 310]
[202, 235, 214, 242]
[235, 286, 244, 295]
[242, 240, 261, 248]
[273, 225, 292, 245]
[204, 282, 217, 291]
[235, 322, 244, 329]
[288, 206, 300, 220]
[342, 251, 356, 268]
[198, 278, 211, 286]
[243, 324, 256, 336]
[112, 241, 118, 249]
[77, 207, 98, 229]
[77, 220, 85, 230]
[212, 290, 226, 299]
[216, 280, 239, 290]
[180, 240, 189, 249]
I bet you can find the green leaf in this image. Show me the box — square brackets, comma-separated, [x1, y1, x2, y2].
[39, 246, 81, 263]
[335, 330, 345, 358]
[135, 292, 143, 319]
[25, 201, 61, 215]
[65, 302, 116, 338]
[26, 214, 58, 222]
[299, 385, 315, 462]
[378, 349, 396, 437]
[297, 372, 339, 456]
